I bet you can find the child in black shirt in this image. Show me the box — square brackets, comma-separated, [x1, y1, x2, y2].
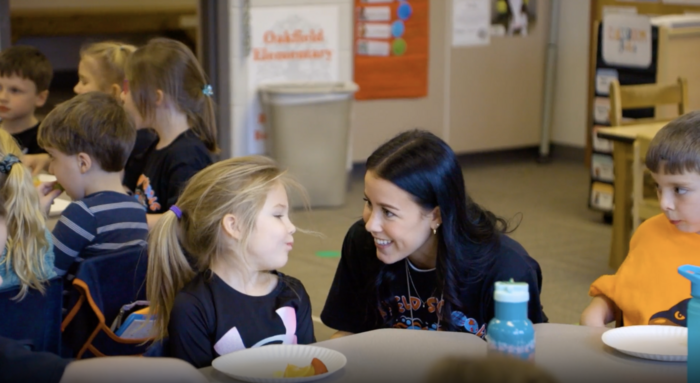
[146, 156, 315, 368]
[121, 38, 218, 229]
[0, 46, 51, 155]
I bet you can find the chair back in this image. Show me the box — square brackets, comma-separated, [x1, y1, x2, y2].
[609, 77, 689, 127]
[61, 245, 153, 359]
[0, 277, 63, 354]
[632, 133, 661, 231]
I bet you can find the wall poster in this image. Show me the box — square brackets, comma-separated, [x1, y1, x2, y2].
[353, 0, 429, 100]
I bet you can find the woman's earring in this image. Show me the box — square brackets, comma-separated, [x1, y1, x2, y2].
[433, 224, 440, 235]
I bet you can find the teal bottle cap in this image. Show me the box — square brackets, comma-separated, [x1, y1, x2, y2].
[494, 279, 530, 303]
[678, 264, 700, 297]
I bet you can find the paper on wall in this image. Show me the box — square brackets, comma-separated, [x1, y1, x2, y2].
[602, 13, 652, 68]
[452, 0, 490, 47]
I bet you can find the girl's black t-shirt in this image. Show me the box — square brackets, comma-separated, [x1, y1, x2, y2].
[133, 130, 212, 214]
[320, 219, 547, 338]
[167, 270, 316, 368]
[123, 128, 158, 191]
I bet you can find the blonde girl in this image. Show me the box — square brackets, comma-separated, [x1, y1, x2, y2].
[147, 156, 314, 368]
[72, 41, 157, 190]
[74, 41, 136, 98]
[121, 37, 218, 228]
[25, 41, 157, 183]
[0, 129, 55, 299]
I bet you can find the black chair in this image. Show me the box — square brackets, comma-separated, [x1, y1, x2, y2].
[0, 276, 63, 354]
[61, 245, 153, 359]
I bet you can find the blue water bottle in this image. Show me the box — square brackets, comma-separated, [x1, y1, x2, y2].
[487, 279, 535, 361]
[678, 265, 700, 383]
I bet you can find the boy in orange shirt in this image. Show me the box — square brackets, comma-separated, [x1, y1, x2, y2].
[581, 111, 700, 327]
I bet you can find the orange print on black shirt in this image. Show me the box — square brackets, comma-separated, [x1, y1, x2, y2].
[135, 174, 161, 212]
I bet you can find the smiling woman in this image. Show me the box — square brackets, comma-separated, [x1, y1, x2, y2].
[321, 130, 547, 338]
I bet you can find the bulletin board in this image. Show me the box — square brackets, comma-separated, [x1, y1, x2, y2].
[353, 0, 429, 100]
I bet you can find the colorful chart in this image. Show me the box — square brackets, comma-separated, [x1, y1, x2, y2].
[353, 0, 429, 99]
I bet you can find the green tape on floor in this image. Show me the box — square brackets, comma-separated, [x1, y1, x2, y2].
[316, 251, 340, 258]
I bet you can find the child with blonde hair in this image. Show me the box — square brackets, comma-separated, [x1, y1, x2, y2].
[0, 128, 55, 298]
[121, 38, 217, 228]
[147, 156, 314, 368]
[73, 40, 158, 195]
[74, 41, 136, 98]
[25, 41, 158, 187]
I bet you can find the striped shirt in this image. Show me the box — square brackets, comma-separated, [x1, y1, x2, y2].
[52, 191, 148, 277]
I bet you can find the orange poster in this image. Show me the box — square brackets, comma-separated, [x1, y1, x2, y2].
[353, 0, 429, 100]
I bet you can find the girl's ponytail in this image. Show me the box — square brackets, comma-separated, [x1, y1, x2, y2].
[146, 209, 195, 340]
[195, 86, 218, 153]
[1, 152, 50, 300]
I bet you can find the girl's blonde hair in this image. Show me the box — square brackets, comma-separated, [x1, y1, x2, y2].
[146, 156, 300, 340]
[125, 38, 218, 153]
[0, 130, 50, 300]
[80, 41, 136, 95]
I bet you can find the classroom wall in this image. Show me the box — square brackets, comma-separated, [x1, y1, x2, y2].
[352, 0, 564, 161]
[351, 0, 446, 161]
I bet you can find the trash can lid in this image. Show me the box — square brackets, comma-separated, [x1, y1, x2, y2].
[258, 82, 359, 95]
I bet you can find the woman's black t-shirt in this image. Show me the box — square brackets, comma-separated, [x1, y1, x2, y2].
[320, 219, 547, 338]
[167, 270, 316, 368]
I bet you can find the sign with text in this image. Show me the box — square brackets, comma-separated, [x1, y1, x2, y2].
[247, 5, 341, 154]
[602, 14, 652, 68]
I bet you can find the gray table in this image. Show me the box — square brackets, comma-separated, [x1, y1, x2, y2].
[200, 324, 686, 383]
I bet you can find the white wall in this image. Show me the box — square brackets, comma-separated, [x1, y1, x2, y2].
[551, 0, 591, 148]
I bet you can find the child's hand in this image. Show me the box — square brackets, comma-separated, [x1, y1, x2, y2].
[22, 153, 51, 176]
[36, 181, 63, 217]
[580, 295, 617, 327]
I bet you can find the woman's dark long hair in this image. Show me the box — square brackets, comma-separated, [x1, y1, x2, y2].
[367, 130, 512, 330]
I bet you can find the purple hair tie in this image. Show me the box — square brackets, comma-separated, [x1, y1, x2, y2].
[169, 205, 182, 219]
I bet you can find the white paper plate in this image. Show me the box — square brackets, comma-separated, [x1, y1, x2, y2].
[37, 174, 57, 183]
[49, 198, 71, 217]
[601, 325, 687, 362]
[212, 345, 347, 383]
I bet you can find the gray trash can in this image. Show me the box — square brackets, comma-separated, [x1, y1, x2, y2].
[259, 82, 359, 208]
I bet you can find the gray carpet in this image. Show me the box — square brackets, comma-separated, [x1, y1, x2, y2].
[282, 150, 615, 341]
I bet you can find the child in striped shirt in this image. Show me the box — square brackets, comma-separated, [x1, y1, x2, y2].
[36, 92, 148, 278]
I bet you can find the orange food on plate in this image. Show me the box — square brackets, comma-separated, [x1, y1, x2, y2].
[310, 358, 328, 375]
[274, 358, 329, 378]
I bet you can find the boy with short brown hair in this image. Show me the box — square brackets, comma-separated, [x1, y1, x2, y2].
[37, 92, 147, 279]
[0, 45, 52, 154]
[581, 111, 700, 327]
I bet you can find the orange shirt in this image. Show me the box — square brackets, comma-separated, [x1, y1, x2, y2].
[589, 214, 700, 326]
